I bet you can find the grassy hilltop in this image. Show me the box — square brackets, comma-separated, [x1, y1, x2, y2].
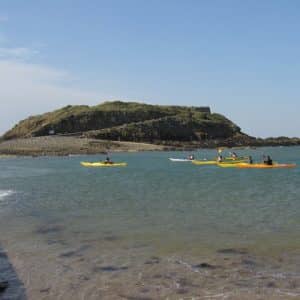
[1, 101, 300, 156]
[3, 101, 243, 143]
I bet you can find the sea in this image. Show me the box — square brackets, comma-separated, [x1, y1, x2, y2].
[0, 146, 299, 299]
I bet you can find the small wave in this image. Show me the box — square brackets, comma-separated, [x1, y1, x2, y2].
[0, 190, 15, 201]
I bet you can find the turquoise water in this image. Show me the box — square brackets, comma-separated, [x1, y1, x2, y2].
[0, 146, 299, 299]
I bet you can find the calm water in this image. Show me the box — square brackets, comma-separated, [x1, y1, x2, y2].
[0, 147, 299, 299]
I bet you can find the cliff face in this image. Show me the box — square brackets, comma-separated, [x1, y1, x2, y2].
[3, 101, 243, 142]
[83, 112, 240, 142]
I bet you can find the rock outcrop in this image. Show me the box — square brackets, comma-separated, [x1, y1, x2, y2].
[3, 101, 243, 143]
[3, 101, 299, 151]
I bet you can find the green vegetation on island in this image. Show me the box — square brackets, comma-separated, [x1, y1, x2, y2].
[1, 101, 299, 156]
[3, 101, 241, 142]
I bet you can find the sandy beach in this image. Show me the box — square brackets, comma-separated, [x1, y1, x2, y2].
[0, 136, 166, 156]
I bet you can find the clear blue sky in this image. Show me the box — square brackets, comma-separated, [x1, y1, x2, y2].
[1, 0, 299, 137]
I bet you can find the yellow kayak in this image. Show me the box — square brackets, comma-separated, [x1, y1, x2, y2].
[192, 160, 218, 165]
[192, 158, 248, 166]
[224, 156, 249, 160]
[217, 163, 240, 168]
[218, 162, 296, 169]
[237, 163, 296, 169]
[80, 162, 127, 167]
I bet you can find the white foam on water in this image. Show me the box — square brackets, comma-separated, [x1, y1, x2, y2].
[0, 190, 15, 201]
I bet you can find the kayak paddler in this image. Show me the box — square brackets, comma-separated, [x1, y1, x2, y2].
[231, 152, 238, 159]
[249, 156, 253, 164]
[263, 155, 273, 165]
[105, 156, 114, 164]
[217, 148, 223, 162]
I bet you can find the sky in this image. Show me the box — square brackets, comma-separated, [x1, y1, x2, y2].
[0, 0, 300, 137]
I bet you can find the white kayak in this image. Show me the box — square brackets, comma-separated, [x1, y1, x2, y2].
[169, 158, 193, 162]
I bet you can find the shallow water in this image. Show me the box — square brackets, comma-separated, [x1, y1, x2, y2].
[0, 147, 299, 299]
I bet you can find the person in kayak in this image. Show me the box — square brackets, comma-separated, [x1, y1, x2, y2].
[188, 154, 195, 160]
[104, 156, 113, 164]
[231, 152, 238, 159]
[264, 155, 273, 165]
[217, 155, 223, 162]
[248, 156, 253, 164]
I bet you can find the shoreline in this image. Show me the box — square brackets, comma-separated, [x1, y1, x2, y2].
[0, 136, 166, 157]
[0, 135, 300, 157]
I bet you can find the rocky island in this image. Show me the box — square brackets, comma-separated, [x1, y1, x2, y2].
[1, 101, 299, 156]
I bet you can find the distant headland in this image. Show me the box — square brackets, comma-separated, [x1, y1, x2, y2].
[1, 101, 299, 156]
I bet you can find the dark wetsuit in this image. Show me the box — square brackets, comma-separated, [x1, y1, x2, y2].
[105, 157, 112, 164]
[264, 156, 273, 165]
